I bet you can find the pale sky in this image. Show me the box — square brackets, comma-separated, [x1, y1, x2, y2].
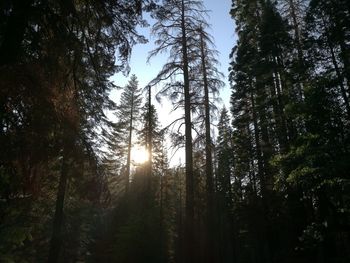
[110, 0, 236, 166]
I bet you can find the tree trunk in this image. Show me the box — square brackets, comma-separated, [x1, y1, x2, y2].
[47, 144, 70, 263]
[322, 18, 350, 117]
[148, 85, 153, 184]
[271, 56, 288, 153]
[199, 27, 214, 263]
[126, 93, 134, 193]
[288, 0, 305, 101]
[250, 78, 273, 263]
[181, 0, 195, 262]
[248, 79, 264, 184]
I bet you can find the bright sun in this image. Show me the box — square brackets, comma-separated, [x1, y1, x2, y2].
[131, 146, 149, 165]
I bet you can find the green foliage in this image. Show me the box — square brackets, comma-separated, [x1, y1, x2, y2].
[0, 0, 152, 262]
[229, 0, 350, 262]
[1, 0, 350, 262]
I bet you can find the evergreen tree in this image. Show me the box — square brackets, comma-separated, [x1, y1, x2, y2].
[0, 1, 152, 262]
[230, 0, 299, 261]
[138, 102, 166, 176]
[229, 0, 350, 262]
[114, 74, 143, 192]
[216, 108, 233, 207]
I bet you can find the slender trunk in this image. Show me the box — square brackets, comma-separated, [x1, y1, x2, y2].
[199, 27, 214, 263]
[199, 28, 214, 206]
[148, 85, 153, 180]
[288, 0, 305, 100]
[247, 123, 257, 195]
[181, 0, 195, 262]
[159, 166, 164, 262]
[338, 35, 350, 95]
[126, 93, 134, 193]
[330, 47, 350, 117]
[328, 40, 350, 117]
[333, 7, 350, 95]
[288, 0, 304, 65]
[48, 143, 70, 263]
[271, 56, 288, 153]
[160, 171, 163, 225]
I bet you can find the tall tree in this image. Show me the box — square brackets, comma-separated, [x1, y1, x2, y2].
[229, 0, 350, 262]
[148, 0, 208, 261]
[115, 74, 143, 192]
[138, 102, 165, 173]
[230, 0, 296, 261]
[0, 1, 152, 262]
[191, 24, 224, 262]
[215, 107, 235, 263]
[306, 0, 350, 117]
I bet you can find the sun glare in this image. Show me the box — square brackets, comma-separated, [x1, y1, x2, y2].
[131, 146, 149, 165]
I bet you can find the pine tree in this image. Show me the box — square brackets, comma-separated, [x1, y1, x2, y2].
[148, 0, 208, 261]
[215, 107, 235, 263]
[229, 0, 297, 261]
[306, 0, 350, 117]
[230, 0, 350, 262]
[114, 74, 143, 193]
[138, 102, 165, 175]
[0, 1, 151, 261]
[216, 108, 233, 206]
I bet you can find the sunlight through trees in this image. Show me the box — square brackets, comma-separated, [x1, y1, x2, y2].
[0, 0, 349, 263]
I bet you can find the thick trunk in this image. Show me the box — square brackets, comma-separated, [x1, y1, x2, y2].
[181, 0, 195, 262]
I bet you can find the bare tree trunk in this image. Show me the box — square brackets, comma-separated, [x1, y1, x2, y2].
[199, 26, 214, 263]
[147, 85, 153, 184]
[181, 0, 195, 262]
